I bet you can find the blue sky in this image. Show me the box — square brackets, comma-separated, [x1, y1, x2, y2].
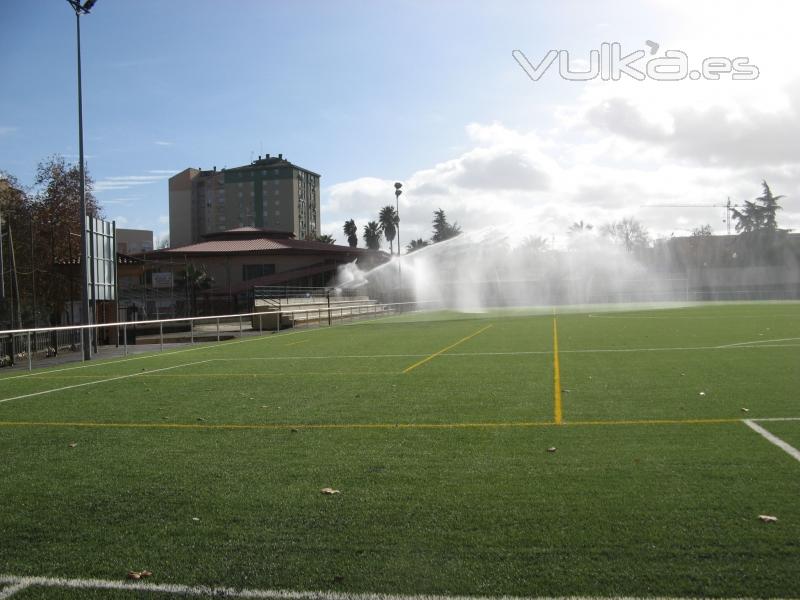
[1, 1, 798, 247]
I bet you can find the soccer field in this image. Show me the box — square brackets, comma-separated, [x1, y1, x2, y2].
[1, 302, 799, 599]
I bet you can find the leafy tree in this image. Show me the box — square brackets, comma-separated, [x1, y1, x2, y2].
[362, 221, 382, 251]
[731, 181, 784, 233]
[0, 173, 30, 326]
[179, 264, 214, 316]
[31, 156, 101, 323]
[314, 234, 336, 244]
[406, 238, 430, 253]
[691, 224, 713, 237]
[730, 200, 761, 233]
[432, 209, 461, 243]
[0, 172, 29, 214]
[342, 219, 358, 248]
[378, 205, 398, 254]
[157, 235, 170, 249]
[0, 158, 101, 325]
[601, 218, 650, 252]
[755, 180, 783, 232]
[568, 220, 593, 234]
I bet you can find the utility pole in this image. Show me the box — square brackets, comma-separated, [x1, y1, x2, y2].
[30, 218, 36, 326]
[8, 223, 22, 329]
[641, 200, 741, 236]
[0, 209, 5, 300]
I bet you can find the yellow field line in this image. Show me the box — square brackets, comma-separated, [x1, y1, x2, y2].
[0, 417, 744, 432]
[402, 324, 493, 374]
[552, 316, 562, 424]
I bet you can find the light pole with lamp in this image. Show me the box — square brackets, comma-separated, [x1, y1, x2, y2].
[394, 182, 402, 253]
[394, 182, 403, 300]
[66, 0, 98, 360]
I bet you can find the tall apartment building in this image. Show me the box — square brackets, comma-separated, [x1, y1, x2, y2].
[169, 154, 320, 247]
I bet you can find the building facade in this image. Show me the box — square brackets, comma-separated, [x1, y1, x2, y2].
[169, 154, 320, 247]
[117, 227, 384, 318]
[116, 228, 154, 254]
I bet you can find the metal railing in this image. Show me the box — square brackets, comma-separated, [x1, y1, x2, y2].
[252, 286, 361, 300]
[0, 300, 430, 372]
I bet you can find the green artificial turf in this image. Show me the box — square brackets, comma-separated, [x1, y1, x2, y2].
[1, 302, 799, 598]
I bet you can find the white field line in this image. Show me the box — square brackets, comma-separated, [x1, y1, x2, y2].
[3, 314, 797, 384]
[0, 360, 212, 404]
[0, 575, 772, 600]
[716, 336, 800, 348]
[752, 417, 800, 422]
[216, 354, 428, 361]
[0, 581, 31, 599]
[0, 316, 390, 383]
[743, 419, 800, 463]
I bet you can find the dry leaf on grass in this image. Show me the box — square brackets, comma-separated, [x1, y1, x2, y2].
[547, 447, 557, 453]
[127, 570, 152, 580]
[741, 408, 750, 413]
[321, 487, 341, 495]
[68, 443, 78, 448]
[758, 515, 778, 523]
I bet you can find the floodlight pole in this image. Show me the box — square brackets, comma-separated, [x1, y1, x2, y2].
[68, 0, 96, 360]
[394, 182, 402, 254]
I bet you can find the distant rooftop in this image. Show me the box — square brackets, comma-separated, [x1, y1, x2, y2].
[156, 227, 367, 256]
[192, 153, 320, 178]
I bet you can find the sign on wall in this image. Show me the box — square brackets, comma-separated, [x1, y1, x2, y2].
[152, 272, 174, 289]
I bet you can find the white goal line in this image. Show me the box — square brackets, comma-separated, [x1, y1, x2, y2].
[0, 574, 771, 600]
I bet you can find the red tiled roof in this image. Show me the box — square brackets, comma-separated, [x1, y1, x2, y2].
[164, 238, 292, 253]
[161, 237, 365, 255]
[160, 228, 369, 256]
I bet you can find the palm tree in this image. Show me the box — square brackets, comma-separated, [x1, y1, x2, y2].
[568, 220, 593, 235]
[378, 205, 398, 254]
[362, 221, 382, 251]
[343, 219, 358, 248]
[314, 234, 336, 244]
[406, 238, 430, 253]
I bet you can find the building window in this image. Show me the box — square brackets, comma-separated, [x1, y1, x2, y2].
[243, 264, 276, 281]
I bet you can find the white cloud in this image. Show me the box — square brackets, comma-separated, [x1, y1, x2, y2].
[319, 1, 800, 246]
[0, 126, 17, 137]
[323, 109, 800, 247]
[94, 172, 172, 193]
[154, 141, 174, 146]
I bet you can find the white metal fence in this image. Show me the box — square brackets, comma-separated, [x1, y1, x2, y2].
[0, 300, 428, 372]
